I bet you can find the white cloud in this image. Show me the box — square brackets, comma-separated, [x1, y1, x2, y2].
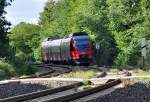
[28, 18, 39, 25]
[5, 0, 48, 26]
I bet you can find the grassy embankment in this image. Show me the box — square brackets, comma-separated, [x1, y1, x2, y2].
[135, 69, 150, 81]
[60, 67, 97, 79]
[111, 67, 150, 81]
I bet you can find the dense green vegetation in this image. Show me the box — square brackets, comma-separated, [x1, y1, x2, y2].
[0, 58, 15, 79]
[0, 0, 12, 58]
[0, 0, 37, 79]
[9, 22, 41, 61]
[8, 0, 150, 69]
[0, 58, 37, 80]
[1, 0, 150, 79]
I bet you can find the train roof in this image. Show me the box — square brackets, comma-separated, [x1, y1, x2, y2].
[42, 32, 88, 42]
[73, 32, 88, 36]
[68, 32, 88, 37]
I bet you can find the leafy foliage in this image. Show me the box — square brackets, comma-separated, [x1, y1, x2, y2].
[107, 0, 150, 67]
[0, 58, 15, 79]
[0, 0, 12, 57]
[8, 0, 150, 69]
[0, 58, 37, 80]
[9, 22, 41, 54]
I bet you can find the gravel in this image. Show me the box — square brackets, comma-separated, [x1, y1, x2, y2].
[0, 80, 76, 99]
[0, 83, 49, 99]
[2, 80, 150, 102]
[86, 81, 150, 102]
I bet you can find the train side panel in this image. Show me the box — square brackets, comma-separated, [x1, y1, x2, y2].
[60, 38, 71, 62]
[49, 39, 61, 62]
[41, 41, 49, 63]
[48, 42, 52, 61]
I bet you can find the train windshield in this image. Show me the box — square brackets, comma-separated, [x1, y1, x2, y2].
[74, 36, 90, 51]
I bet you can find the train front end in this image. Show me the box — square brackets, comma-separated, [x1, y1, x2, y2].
[70, 32, 93, 65]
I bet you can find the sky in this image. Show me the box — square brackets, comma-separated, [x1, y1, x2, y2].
[5, 0, 48, 26]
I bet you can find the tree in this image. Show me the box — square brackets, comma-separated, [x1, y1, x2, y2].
[9, 22, 41, 54]
[0, 0, 12, 57]
[39, 0, 71, 38]
[106, 0, 150, 67]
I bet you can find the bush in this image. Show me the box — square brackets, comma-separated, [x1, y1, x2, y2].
[12, 53, 37, 75]
[0, 58, 16, 78]
[15, 64, 37, 75]
[0, 69, 6, 80]
[14, 52, 35, 65]
[0, 58, 37, 80]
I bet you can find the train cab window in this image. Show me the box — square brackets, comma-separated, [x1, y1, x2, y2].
[73, 36, 90, 51]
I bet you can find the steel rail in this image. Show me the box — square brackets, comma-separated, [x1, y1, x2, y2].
[19, 64, 72, 79]
[43, 79, 121, 102]
[0, 82, 83, 102]
[19, 70, 55, 79]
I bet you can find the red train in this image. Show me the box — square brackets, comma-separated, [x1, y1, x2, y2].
[41, 32, 93, 65]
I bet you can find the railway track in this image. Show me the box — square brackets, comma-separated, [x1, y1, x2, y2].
[20, 63, 109, 79]
[0, 79, 121, 102]
[0, 82, 83, 102]
[19, 64, 73, 79]
[22, 63, 132, 81]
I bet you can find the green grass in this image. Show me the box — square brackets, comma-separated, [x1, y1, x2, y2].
[139, 78, 150, 81]
[14, 64, 37, 76]
[62, 70, 97, 79]
[131, 69, 150, 81]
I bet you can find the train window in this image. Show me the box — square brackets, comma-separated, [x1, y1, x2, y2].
[72, 32, 88, 36]
[74, 36, 90, 51]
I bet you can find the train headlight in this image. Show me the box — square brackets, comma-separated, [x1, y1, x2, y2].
[71, 51, 79, 59]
